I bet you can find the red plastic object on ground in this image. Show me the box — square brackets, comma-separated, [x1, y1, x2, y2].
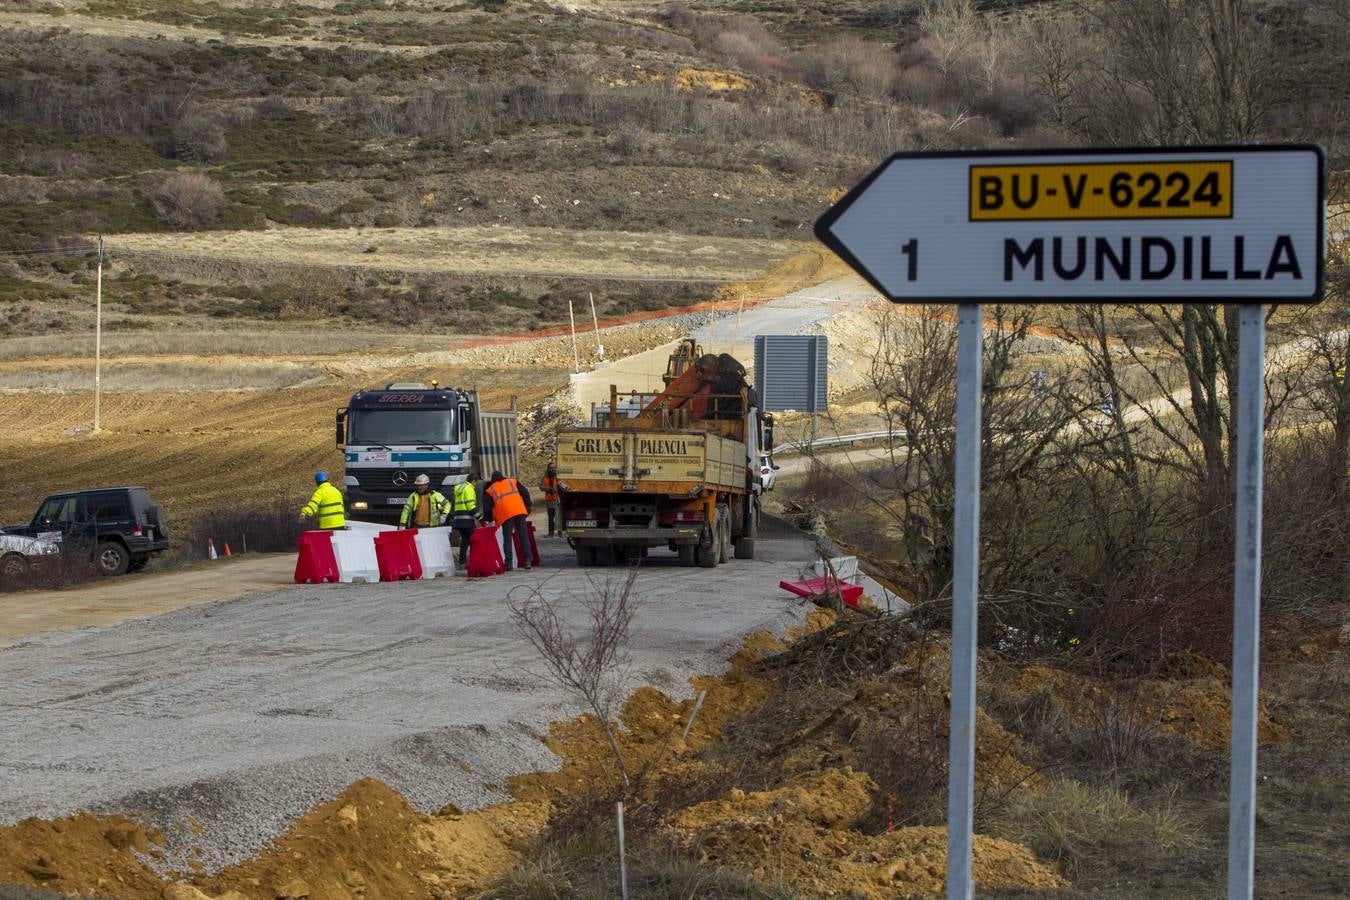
[295, 530, 339, 584]
[779, 576, 864, 609]
[510, 521, 542, 568]
[375, 528, 423, 582]
[467, 524, 506, 577]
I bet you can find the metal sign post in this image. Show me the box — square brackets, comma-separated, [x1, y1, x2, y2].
[1227, 303, 1265, 899]
[947, 301, 982, 898]
[814, 144, 1324, 900]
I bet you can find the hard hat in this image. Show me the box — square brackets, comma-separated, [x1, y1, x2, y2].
[445, 474, 468, 485]
[415, 474, 430, 486]
[314, 471, 329, 483]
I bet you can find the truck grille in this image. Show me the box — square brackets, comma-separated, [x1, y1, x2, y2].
[350, 468, 441, 493]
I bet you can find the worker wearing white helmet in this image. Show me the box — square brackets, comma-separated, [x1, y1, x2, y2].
[399, 473, 450, 529]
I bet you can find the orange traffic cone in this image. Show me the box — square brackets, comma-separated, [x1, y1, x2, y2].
[208, 538, 218, 560]
[223, 542, 232, 557]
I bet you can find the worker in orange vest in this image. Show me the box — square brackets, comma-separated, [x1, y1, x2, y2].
[484, 470, 532, 570]
[539, 462, 559, 537]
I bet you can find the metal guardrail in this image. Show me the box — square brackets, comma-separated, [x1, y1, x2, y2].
[776, 431, 895, 455]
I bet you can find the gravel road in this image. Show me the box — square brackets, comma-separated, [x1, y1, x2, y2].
[0, 525, 817, 874]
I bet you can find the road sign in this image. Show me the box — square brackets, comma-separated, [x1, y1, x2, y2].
[754, 335, 827, 413]
[814, 145, 1325, 304]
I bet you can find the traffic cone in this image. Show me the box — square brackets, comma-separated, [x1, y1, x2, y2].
[208, 538, 218, 561]
[223, 542, 232, 557]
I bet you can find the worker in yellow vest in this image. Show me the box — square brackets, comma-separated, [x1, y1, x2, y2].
[399, 474, 450, 529]
[539, 462, 559, 537]
[484, 470, 532, 570]
[447, 475, 480, 568]
[299, 471, 346, 530]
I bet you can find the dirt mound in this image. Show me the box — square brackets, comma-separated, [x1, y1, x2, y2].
[196, 779, 547, 900]
[0, 812, 166, 897]
[670, 769, 1065, 898]
[1003, 662, 1290, 749]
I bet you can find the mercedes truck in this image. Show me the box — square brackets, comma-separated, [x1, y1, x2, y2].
[335, 382, 519, 524]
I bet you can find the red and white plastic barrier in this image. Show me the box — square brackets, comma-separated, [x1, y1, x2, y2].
[295, 522, 465, 584]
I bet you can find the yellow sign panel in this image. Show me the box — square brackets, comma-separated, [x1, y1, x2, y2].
[969, 161, 1233, 221]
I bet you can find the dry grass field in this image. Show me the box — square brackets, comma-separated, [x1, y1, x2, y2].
[109, 226, 804, 284]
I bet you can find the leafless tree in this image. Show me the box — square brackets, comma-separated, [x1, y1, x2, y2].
[509, 568, 642, 790]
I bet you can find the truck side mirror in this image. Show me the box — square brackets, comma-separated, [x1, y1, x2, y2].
[461, 407, 475, 432]
[335, 409, 346, 448]
[762, 413, 775, 454]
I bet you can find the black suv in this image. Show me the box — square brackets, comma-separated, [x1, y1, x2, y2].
[2, 487, 169, 576]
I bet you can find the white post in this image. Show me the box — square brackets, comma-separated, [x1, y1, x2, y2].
[567, 299, 580, 373]
[616, 800, 629, 900]
[1227, 303, 1266, 900]
[589, 292, 604, 361]
[94, 236, 104, 434]
[946, 302, 982, 900]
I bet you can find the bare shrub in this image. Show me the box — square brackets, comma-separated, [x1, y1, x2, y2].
[509, 568, 643, 790]
[152, 172, 225, 231]
[172, 107, 228, 162]
[798, 37, 900, 100]
[174, 499, 307, 564]
[0, 175, 48, 204]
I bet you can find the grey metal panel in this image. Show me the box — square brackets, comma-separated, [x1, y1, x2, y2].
[476, 411, 519, 480]
[754, 335, 828, 413]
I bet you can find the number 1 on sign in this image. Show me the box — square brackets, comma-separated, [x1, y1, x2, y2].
[901, 239, 918, 281]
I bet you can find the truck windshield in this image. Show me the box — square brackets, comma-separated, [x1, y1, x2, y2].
[348, 409, 454, 446]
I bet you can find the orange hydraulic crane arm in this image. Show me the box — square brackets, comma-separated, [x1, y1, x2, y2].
[636, 365, 709, 420]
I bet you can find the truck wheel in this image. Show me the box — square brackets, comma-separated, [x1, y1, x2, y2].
[677, 545, 696, 567]
[594, 546, 616, 567]
[575, 545, 594, 567]
[717, 511, 731, 564]
[696, 523, 718, 568]
[97, 541, 130, 576]
[734, 500, 758, 560]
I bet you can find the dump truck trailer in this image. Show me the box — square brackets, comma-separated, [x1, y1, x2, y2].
[555, 345, 772, 567]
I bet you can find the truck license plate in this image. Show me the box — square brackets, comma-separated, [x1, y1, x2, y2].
[569, 520, 598, 527]
[387, 498, 405, 505]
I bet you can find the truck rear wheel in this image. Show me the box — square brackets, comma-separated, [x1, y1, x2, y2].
[677, 545, 696, 567]
[696, 520, 719, 568]
[734, 499, 758, 560]
[717, 510, 732, 564]
[574, 545, 595, 567]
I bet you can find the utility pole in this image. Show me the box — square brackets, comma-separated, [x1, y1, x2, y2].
[94, 236, 104, 434]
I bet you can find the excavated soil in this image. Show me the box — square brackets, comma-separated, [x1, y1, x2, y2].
[669, 769, 1065, 898]
[1002, 651, 1292, 749]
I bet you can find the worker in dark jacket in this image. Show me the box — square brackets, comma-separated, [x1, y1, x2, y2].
[483, 470, 532, 570]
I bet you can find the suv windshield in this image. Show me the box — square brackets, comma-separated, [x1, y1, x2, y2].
[348, 409, 454, 446]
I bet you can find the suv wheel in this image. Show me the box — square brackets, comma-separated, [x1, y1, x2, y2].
[97, 541, 131, 576]
[0, 553, 27, 586]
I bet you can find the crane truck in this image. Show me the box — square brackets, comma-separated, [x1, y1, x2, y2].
[335, 382, 518, 525]
[555, 340, 773, 567]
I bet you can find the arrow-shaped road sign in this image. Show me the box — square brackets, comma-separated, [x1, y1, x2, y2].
[814, 144, 1325, 304]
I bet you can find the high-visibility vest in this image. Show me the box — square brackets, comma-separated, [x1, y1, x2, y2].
[486, 477, 527, 523]
[401, 490, 448, 528]
[452, 482, 478, 514]
[301, 482, 346, 529]
[541, 473, 557, 502]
